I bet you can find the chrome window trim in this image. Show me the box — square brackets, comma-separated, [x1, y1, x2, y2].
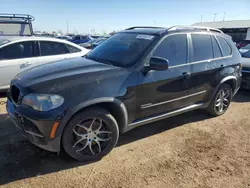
[141, 90, 206, 109]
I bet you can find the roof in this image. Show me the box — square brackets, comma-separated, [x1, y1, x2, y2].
[0, 36, 86, 49]
[192, 20, 250, 29]
[0, 36, 66, 42]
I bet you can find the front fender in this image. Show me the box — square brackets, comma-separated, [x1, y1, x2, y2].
[56, 97, 128, 139]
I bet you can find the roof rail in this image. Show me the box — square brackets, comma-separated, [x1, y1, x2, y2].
[0, 13, 35, 21]
[167, 25, 223, 33]
[125, 26, 166, 30]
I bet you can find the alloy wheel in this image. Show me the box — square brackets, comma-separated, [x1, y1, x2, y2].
[214, 88, 231, 114]
[72, 118, 112, 155]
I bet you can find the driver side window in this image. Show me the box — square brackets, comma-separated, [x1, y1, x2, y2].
[153, 34, 187, 67]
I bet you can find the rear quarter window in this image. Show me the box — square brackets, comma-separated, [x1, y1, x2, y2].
[217, 36, 232, 56]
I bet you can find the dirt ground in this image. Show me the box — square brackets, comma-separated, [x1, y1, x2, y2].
[0, 91, 250, 188]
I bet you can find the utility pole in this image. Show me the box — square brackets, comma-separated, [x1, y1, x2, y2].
[154, 20, 156, 26]
[213, 13, 217, 22]
[223, 12, 226, 21]
[67, 20, 69, 34]
[200, 15, 203, 23]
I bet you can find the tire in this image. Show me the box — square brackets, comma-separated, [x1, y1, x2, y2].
[206, 83, 233, 117]
[62, 107, 119, 161]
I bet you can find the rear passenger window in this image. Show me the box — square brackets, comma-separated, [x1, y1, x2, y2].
[66, 44, 81, 53]
[40, 41, 69, 56]
[191, 34, 213, 62]
[212, 36, 222, 58]
[217, 36, 232, 56]
[153, 34, 187, 66]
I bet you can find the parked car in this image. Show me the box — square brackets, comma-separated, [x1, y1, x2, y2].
[0, 36, 89, 91]
[0, 13, 34, 36]
[69, 35, 92, 44]
[79, 39, 98, 49]
[79, 37, 108, 49]
[241, 50, 250, 89]
[56, 36, 72, 40]
[92, 37, 108, 49]
[7, 26, 242, 161]
[236, 39, 250, 49]
[239, 43, 250, 55]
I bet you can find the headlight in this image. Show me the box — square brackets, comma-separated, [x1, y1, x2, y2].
[22, 94, 64, 111]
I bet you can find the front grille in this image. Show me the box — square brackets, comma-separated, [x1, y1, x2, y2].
[10, 85, 20, 104]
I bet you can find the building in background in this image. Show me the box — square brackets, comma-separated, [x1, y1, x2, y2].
[192, 20, 250, 43]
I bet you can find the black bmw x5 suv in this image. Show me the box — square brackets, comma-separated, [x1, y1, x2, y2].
[7, 26, 242, 161]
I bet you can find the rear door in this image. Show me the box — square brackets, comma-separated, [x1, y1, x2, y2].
[37, 41, 70, 65]
[187, 33, 224, 104]
[0, 41, 37, 89]
[136, 34, 192, 119]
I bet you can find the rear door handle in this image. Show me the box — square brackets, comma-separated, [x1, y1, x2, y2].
[182, 72, 191, 78]
[220, 64, 225, 67]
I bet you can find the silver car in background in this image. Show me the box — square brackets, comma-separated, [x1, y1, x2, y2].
[0, 36, 89, 91]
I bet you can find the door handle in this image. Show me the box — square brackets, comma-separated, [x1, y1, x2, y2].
[20, 62, 32, 68]
[181, 72, 191, 78]
[220, 64, 225, 67]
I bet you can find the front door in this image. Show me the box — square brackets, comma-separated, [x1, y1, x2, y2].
[136, 34, 192, 120]
[0, 41, 37, 90]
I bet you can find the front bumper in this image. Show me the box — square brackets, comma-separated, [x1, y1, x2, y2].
[6, 99, 61, 152]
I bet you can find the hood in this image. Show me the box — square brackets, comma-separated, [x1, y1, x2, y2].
[242, 57, 250, 69]
[14, 57, 121, 87]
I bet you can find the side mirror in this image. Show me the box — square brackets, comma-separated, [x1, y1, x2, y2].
[148, 56, 169, 71]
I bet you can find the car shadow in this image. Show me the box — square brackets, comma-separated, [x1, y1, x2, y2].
[0, 109, 211, 185]
[232, 89, 250, 103]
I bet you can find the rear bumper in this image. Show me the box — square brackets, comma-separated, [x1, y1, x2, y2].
[6, 99, 61, 152]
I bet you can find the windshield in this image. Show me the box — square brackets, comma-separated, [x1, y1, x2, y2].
[85, 33, 155, 67]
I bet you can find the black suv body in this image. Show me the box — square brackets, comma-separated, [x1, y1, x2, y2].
[7, 26, 242, 161]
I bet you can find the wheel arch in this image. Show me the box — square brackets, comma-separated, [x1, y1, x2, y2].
[56, 97, 128, 139]
[211, 76, 237, 101]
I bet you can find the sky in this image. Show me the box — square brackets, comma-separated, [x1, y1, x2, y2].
[1, 0, 250, 34]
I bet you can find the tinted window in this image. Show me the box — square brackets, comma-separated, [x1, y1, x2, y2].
[66, 44, 81, 53]
[192, 34, 213, 62]
[153, 34, 187, 66]
[212, 36, 222, 58]
[217, 36, 232, 56]
[0, 41, 33, 60]
[86, 33, 154, 67]
[40, 41, 69, 56]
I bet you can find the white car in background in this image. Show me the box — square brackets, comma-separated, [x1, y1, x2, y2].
[0, 36, 89, 91]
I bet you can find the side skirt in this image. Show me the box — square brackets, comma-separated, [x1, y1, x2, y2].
[123, 103, 204, 132]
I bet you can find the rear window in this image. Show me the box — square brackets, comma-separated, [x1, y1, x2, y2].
[40, 41, 69, 56]
[217, 36, 232, 56]
[191, 34, 213, 62]
[0, 23, 32, 36]
[66, 44, 81, 53]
